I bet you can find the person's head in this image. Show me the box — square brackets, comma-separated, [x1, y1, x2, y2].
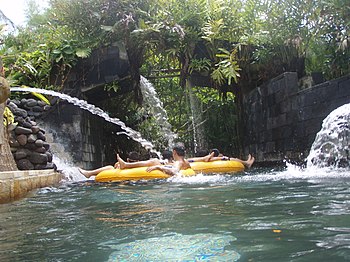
[127, 151, 141, 162]
[172, 142, 186, 157]
[210, 148, 220, 157]
[195, 149, 209, 157]
[162, 150, 173, 161]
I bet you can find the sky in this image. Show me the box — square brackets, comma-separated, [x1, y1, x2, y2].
[0, 0, 49, 26]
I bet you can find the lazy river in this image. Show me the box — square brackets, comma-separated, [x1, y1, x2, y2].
[2, 89, 348, 261]
[0, 165, 349, 261]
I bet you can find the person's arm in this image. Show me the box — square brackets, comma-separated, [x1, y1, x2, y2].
[146, 165, 177, 176]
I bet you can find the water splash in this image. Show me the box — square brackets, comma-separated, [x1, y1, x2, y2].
[140, 76, 177, 148]
[10, 87, 156, 153]
[53, 155, 87, 182]
[306, 103, 350, 168]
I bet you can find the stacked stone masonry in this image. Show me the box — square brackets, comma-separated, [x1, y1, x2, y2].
[243, 73, 350, 164]
[6, 98, 56, 170]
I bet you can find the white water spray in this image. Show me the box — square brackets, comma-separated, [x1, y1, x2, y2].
[10, 87, 156, 153]
[140, 76, 177, 148]
[306, 103, 350, 168]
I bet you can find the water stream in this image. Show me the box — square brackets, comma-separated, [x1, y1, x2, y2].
[140, 76, 177, 148]
[10, 87, 156, 153]
[307, 103, 350, 168]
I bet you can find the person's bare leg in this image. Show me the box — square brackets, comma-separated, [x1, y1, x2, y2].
[188, 152, 215, 162]
[117, 154, 161, 169]
[78, 165, 114, 178]
[245, 156, 255, 168]
[230, 154, 255, 168]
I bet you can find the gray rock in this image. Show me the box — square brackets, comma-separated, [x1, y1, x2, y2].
[14, 108, 28, 118]
[37, 101, 47, 107]
[37, 131, 46, 141]
[27, 134, 37, 143]
[17, 159, 34, 170]
[34, 139, 44, 147]
[21, 121, 32, 129]
[27, 152, 48, 164]
[35, 147, 46, 153]
[15, 126, 32, 135]
[32, 105, 44, 112]
[31, 126, 40, 134]
[24, 143, 37, 151]
[26, 99, 38, 107]
[9, 138, 20, 147]
[45, 151, 53, 162]
[43, 143, 50, 150]
[14, 149, 28, 160]
[17, 134, 27, 146]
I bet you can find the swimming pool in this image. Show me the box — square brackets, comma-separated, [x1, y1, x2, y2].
[0, 165, 349, 261]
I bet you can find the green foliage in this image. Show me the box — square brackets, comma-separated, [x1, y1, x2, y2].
[193, 87, 239, 154]
[212, 48, 241, 85]
[188, 58, 211, 74]
[1, 0, 349, 155]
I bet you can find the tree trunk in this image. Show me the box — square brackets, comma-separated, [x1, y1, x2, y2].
[0, 76, 18, 171]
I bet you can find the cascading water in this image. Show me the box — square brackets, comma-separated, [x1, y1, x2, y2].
[185, 80, 207, 153]
[10, 87, 156, 153]
[306, 103, 350, 168]
[139, 76, 177, 148]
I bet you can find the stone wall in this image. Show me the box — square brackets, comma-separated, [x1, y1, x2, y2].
[6, 98, 56, 170]
[39, 102, 107, 170]
[242, 73, 350, 164]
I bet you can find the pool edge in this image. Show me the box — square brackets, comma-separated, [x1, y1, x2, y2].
[0, 169, 63, 203]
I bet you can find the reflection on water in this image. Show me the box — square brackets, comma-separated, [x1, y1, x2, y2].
[105, 233, 240, 261]
[0, 166, 350, 261]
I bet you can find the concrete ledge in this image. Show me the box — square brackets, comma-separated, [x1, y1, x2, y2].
[0, 169, 63, 203]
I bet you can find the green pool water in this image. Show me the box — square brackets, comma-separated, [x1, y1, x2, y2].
[0, 165, 350, 261]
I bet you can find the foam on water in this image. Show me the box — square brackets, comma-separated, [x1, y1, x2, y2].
[52, 155, 88, 182]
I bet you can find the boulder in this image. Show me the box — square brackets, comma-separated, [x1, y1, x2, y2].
[15, 126, 32, 135]
[17, 159, 34, 170]
[27, 152, 48, 164]
[27, 134, 37, 143]
[14, 149, 28, 160]
[17, 134, 27, 146]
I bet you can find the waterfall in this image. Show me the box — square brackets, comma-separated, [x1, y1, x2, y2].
[185, 80, 207, 153]
[10, 87, 156, 153]
[139, 76, 177, 148]
[306, 103, 350, 168]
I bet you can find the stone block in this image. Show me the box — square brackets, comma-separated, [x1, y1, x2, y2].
[338, 79, 350, 97]
[28, 152, 48, 164]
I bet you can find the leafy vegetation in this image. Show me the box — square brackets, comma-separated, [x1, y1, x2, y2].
[0, 0, 349, 155]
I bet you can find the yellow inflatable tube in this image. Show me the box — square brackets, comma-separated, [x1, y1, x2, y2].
[95, 167, 195, 182]
[190, 160, 244, 174]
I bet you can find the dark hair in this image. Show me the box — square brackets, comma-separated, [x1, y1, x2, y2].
[210, 148, 220, 157]
[127, 151, 141, 162]
[173, 143, 186, 156]
[195, 149, 209, 157]
[162, 150, 173, 160]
